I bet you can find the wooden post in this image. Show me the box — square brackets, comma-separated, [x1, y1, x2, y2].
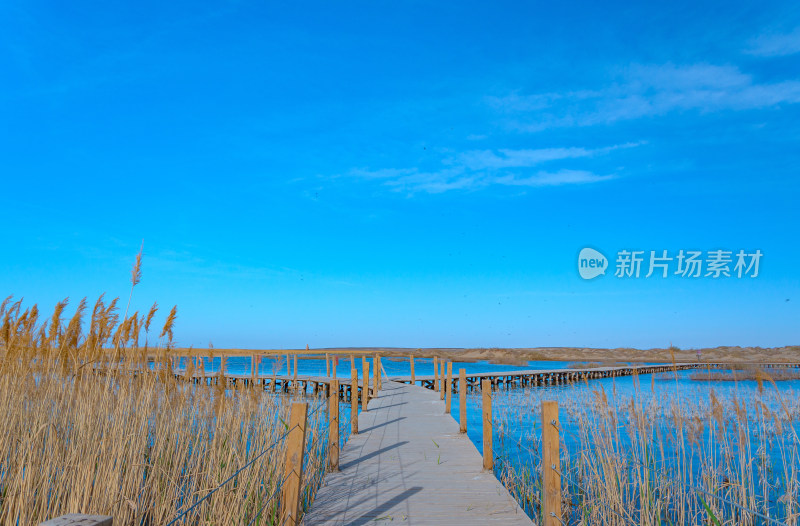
[410, 356, 415, 384]
[434, 357, 439, 392]
[482, 379, 492, 470]
[280, 402, 308, 526]
[440, 358, 445, 400]
[459, 368, 467, 433]
[377, 356, 382, 391]
[286, 354, 291, 376]
[362, 361, 370, 411]
[325, 353, 330, 377]
[251, 354, 256, 382]
[351, 369, 359, 434]
[445, 361, 453, 413]
[293, 354, 298, 383]
[373, 355, 379, 395]
[542, 400, 561, 526]
[328, 379, 339, 471]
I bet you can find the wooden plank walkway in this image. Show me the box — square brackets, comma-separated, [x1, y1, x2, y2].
[161, 361, 800, 404]
[303, 381, 533, 526]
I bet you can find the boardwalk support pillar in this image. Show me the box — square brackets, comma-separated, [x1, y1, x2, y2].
[445, 361, 453, 413]
[280, 402, 308, 526]
[351, 370, 358, 434]
[329, 379, 339, 471]
[410, 355, 415, 384]
[362, 361, 370, 411]
[434, 356, 439, 392]
[482, 379, 492, 470]
[440, 359, 445, 400]
[542, 400, 561, 526]
[373, 355, 379, 395]
[459, 368, 467, 433]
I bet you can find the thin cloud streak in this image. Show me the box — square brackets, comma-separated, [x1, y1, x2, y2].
[746, 27, 800, 57]
[492, 170, 616, 187]
[453, 143, 640, 170]
[349, 143, 629, 194]
[489, 63, 800, 131]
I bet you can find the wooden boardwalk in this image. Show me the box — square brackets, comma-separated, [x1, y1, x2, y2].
[303, 381, 533, 526]
[165, 361, 800, 405]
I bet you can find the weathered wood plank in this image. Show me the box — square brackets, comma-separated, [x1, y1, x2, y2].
[39, 515, 112, 526]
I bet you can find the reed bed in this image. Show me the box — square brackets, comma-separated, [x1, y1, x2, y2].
[493, 371, 800, 525]
[687, 368, 800, 382]
[0, 293, 333, 525]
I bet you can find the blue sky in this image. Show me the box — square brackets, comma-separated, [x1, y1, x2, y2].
[2, 1, 799, 350]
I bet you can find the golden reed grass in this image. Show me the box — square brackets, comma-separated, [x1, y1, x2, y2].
[0, 254, 330, 525]
[494, 370, 800, 525]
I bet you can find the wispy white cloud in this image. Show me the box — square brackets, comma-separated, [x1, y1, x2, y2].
[351, 167, 478, 194]
[746, 27, 800, 57]
[349, 167, 419, 180]
[348, 143, 631, 194]
[489, 63, 800, 131]
[492, 170, 616, 187]
[452, 143, 640, 170]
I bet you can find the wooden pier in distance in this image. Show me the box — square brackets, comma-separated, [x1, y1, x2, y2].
[303, 380, 533, 525]
[167, 361, 800, 404]
[172, 363, 702, 403]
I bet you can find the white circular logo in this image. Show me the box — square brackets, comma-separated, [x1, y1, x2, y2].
[578, 248, 607, 280]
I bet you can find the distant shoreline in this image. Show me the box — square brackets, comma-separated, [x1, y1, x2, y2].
[166, 345, 800, 365]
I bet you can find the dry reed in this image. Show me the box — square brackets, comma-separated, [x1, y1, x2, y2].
[0, 254, 334, 525]
[493, 372, 800, 525]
